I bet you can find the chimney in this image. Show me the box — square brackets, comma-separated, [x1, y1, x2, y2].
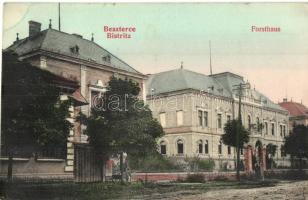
[29, 21, 41, 38]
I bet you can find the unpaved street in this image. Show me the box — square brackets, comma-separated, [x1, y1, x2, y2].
[180, 180, 308, 200]
[131, 180, 308, 200]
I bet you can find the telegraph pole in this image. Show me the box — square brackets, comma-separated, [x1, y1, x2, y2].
[233, 82, 250, 181]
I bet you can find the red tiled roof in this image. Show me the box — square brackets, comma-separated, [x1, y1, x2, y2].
[279, 101, 308, 117]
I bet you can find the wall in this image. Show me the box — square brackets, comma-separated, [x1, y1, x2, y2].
[0, 157, 71, 176]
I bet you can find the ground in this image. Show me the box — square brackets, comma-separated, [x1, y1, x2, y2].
[2, 179, 308, 199]
[133, 180, 308, 200]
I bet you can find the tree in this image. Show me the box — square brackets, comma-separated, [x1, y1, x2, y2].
[221, 119, 250, 178]
[82, 76, 164, 182]
[1, 51, 71, 158]
[284, 125, 308, 170]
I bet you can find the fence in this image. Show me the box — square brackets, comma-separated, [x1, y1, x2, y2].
[74, 144, 103, 182]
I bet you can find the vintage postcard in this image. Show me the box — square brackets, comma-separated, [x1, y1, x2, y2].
[1, 2, 308, 199]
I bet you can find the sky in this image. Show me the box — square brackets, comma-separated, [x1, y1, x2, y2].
[3, 3, 308, 105]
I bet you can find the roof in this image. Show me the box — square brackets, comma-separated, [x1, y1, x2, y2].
[5, 28, 142, 75]
[146, 68, 286, 111]
[146, 68, 232, 97]
[279, 101, 308, 117]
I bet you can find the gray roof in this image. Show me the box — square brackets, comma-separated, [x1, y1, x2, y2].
[6, 28, 142, 75]
[146, 68, 286, 112]
[146, 69, 232, 97]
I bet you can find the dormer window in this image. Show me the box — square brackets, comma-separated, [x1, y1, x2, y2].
[102, 55, 111, 63]
[70, 45, 79, 54]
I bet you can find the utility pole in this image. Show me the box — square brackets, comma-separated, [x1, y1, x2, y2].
[58, 3, 61, 31]
[233, 82, 250, 181]
[209, 41, 212, 75]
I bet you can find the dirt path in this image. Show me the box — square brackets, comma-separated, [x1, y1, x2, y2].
[179, 180, 308, 200]
[130, 180, 308, 200]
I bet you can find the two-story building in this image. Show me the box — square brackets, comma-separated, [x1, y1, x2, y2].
[146, 68, 290, 170]
[3, 20, 146, 178]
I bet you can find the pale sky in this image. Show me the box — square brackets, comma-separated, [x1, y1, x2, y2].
[3, 3, 308, 105]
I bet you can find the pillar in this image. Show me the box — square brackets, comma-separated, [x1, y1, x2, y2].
[65, 103, 75, 172]
[244, 146, 253, 174]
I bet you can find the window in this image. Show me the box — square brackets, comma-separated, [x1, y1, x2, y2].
[283, 126, 286, 137]
[256, 117, 260, 132]
[159, 113, 166, 128]
[177, 139, 184, 154]
[217, 114, 222, 129]
[160, 141, 166, 155]
[271, 123, 275, 135]
[198, 110, 203, 126]
[228, 146, 231, 155]
[70, 45, 79, 54]
[204, 111, 208, 127]
[248, 115, 251, 131]
[265, 122, 268, 135]
[198, 140, 203, 154]
[204, 140, 209, 154]
[176, 110, 183, 126]
[281, 145, 286, 157]
[218, 140, 222, 154]
[280, 125, 283, 136]
[227, 115, 231, 122]
[240, 148, 243, 155]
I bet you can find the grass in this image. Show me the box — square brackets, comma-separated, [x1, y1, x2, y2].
[1, 179, 279, 200]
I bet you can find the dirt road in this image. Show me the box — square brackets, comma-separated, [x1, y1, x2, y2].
[180, 180, 308, 200]
[132, 180, 308, 200]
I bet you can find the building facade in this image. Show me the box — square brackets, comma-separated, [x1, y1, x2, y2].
[3, 20, 146, 176]
[146, 68, 290, 170]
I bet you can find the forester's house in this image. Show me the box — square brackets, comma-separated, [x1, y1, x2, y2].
[146, 68, 290, 171]
[279, 99, 308, 130]
[1, 20, 146, 179]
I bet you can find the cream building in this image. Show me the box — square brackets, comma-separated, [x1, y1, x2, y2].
[146, 68, 290, 170]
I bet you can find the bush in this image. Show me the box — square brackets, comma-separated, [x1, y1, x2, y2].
[185, 173, 205, 183]
[128, 153, 181, 172]
[184, 157, 215, 172]
[198, 159, 215, 171]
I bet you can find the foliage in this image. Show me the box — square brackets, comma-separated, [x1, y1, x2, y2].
[1, 51, 71, 153]
[198, 159, 216, 171]
[184, 157, 215, 172]
[221, 119, 250, 148]
[128, 153, 181, 172]
[185, 173, 205, 183]
[81, 76, 164, 162]
[284, 125, 308, 169]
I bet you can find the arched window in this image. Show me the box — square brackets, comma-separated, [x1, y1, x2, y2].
[271, 123, 275, 135]
[218, 140, 222, 154]
[264, 122, 268, 135]
[248, 115, 251, 131]
[256, 117, 260, 132]
[204, 140, 209, 154]
[160, 141, 167, 155]
[198, 140, 203, 154]
[177, 139, 184, 154]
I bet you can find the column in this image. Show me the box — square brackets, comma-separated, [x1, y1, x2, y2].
[65, 104, 75, 172]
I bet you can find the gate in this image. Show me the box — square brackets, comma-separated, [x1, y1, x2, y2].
[74, 144, 103, 182]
